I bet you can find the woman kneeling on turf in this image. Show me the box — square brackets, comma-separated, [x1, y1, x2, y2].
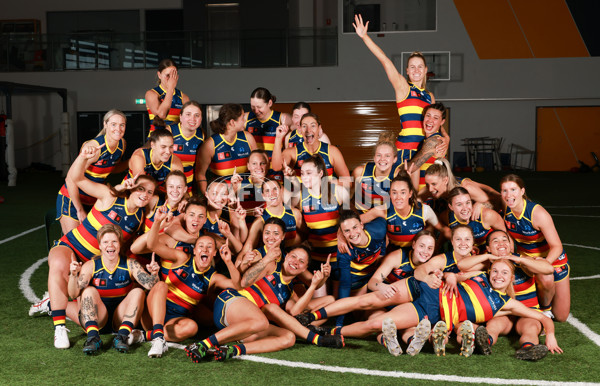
[66, 224, 160, 355]
[185, 244, 343, 362]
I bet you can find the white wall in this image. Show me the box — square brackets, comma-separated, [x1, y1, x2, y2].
[2, 0, 600, 170]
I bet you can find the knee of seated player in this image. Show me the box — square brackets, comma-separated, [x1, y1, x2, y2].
[280, 329, 296, 348]
[81, 286, 101, 300]
[175, 318, 198, 338]
[535, 273, 555, 290]
[48, 249, 71, 274]
[126, 287, 146, 304]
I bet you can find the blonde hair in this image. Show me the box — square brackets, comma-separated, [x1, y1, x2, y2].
[425, 158, 460, 192]
[375, 131, 398, 157]
[490, 259, 516, 299]
[97, 109, 126, 136]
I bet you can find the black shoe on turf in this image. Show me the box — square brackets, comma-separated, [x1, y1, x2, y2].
[83, 336, 102, 355]
[185, 343, 208, 363]
[113, 334, 129, 353]
[214, 345, 237, 361]
[295, 312, 315, 327]
[515, 344, 549, 361]
[308, 324, 331, 336]
[475, 326, 492, 356]
[320, 334, 345, 349]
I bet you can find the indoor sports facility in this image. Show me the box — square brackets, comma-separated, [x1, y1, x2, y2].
[1, 1, 599, 384]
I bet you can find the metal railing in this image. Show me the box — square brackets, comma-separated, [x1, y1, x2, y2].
[0, 28, 338, 72]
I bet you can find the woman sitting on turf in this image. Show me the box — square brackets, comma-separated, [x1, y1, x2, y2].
[500, 174, 570, 322]
[458, 229, 554, 361]
[48, 144, 156, 350]
[334, 258, 562, 358]
[184, 243, 343, 362]
[66, 224, 160, 355]
[134, 204, 239, 358]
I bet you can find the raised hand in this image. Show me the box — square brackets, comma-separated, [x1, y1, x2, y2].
[81, 143, 105, 159]
[275, 124, 289, 140]
[146, 252, 160, 276]
[353, 14, 369, 38]
[69, 253, 82, 276]
[321, 254, 332, 278]
[220, 240, 232, 264]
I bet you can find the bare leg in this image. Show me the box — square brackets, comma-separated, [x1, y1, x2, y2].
[485, 316, 514, 345]
[215, 298, 269, 344]
[551, 277, 571, 322]
[113, 287, 146, 329]
[340, 303, 419, 338]
[47, 246, 74, 317]
[59, 216, 79, 235]
[535, 273, 555, 311]
[515, 317, 542, 345]
[240, 325, 296, 354]
[80, 287, 108, 329]
[164, 317, 198, 342]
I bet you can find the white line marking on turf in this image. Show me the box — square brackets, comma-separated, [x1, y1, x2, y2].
[568, 314, 600, 347]
[571, 274, 600, 281]
[20, 257, 48, 303]
[0, 224, 45, 245]
[237, 356, 598, 385]
[564, 243, 600, 251]
[19, 258, 600, 383]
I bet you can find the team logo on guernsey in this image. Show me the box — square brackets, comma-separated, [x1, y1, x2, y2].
[108, 210, 121, 222]
[411, 90, 418, 97]
[248, 127, 256, 134]
[175, 268, 188, 279]
[507, 222, 516, 230]
[473, 276, 487, 288]
[100, 160, 107, 165]
[94, 278, 107, 287]
[217, 152, 231, 160]
[388, 224, 402, 233]
[303, 205, 316, 213]
[176, 145, 184, 151]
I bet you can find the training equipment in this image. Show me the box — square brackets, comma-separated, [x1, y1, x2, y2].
[113, 334, 129, 353]
[83, 335, 102, 355]
[54, 325, 70, 349]
[407, 318, 431, 356]
[148, 337, 168, 358]
[459, 320, 475, 358]
[381, 318, 402, 356]
[475, 325, 492, 355]
[29, 292, 51, 316]
[127, 329, 145, 346]
[432, 321, 448, 356]
[515, 344, 549, 361]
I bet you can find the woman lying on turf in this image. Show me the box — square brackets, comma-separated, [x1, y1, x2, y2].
[333, 258, 562, 358]
[500, 174, 570, 322]
[48, 144, 156, 350]
[66, 224, 160, 355]
[184, 243, 344, 362]
[294, 230, 436, 330]
[458, 229, 555, 361]
[133, 205, 239, 358]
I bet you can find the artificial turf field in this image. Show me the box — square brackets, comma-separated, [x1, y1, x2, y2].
[1, 170, 599, 385]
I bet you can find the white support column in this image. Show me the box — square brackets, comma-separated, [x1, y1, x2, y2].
[5, 118, 16, 186]
[61, 112, 70, 177]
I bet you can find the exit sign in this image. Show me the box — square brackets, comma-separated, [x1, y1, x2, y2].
[135, 98, 146, 105]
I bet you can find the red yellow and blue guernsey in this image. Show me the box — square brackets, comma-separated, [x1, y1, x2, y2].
[236, 177, 265, 218]
[503, 199, 568, 267]
[416, 132, 442, 190]
[301, 186, 340, 262]
[386, 203, 426, 250]
[159, 238, 197, 275]
[395, 82, 432, 162]
[161, 258, 215, 314]
[440, 272, 511, 330]
[92, 256, 134, 304]
[513, 259, 540, 310]
[58, 197, 144, 262]
[287, 129, 303, 148]
[170, 122, 204, 192]
[336, 220, 387, 298]
[260, 206, 298, 247]
[202, 211, 229, 238]
[386, 249, 417, 283]
[294, 141, 334, 177]
[147, 86, 184, 131]
[239, 268, 295, 309]
[57, 135, 125, 212]
[125, 148, 174, 194]
[355, 161, 397, 212]
[448, 209, 491, 250]
[209, 132, 251, 177]
[144, 196, 180, 232]
[245, 110, 283, 158]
